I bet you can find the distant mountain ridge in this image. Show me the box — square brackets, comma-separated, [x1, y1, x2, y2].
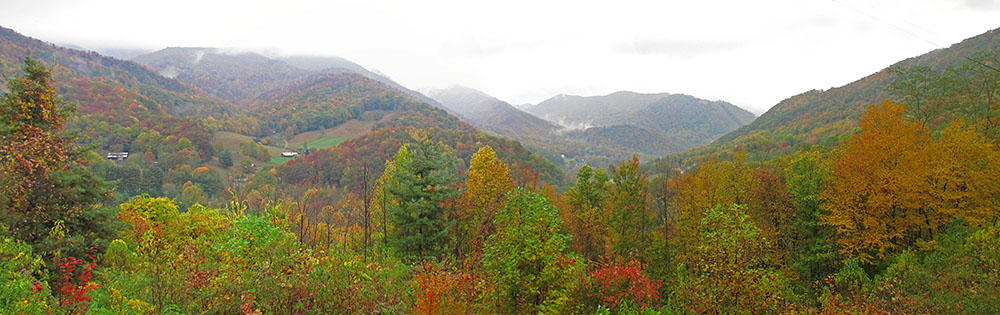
[0, 25, 235, 162]
[528, 91, 670, 124]
[427, 86, 757, 167]
[261, 75, 566, 187]
[528, 91, 755, 135]
[132, 48, 448, 110]
[133, 47, 307, 104]
[128, 44, 564, 184]
[0, 25, 564, 189]
[426, 86, 560, 138]
[528, 91, 755, 156]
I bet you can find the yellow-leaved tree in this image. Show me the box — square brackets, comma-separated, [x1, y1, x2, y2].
[821, 101, 928, 263]
[672, 154, 752, 266]
[460, 145, 513, 259]
[821, 101, 1000, 263]
[926, 121, 1000, 226]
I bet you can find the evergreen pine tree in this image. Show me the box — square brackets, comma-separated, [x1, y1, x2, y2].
[387, 138, 459, 261]
[218, 149, 233, 168]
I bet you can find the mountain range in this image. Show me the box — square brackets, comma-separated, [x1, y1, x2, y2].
[130, 43, 759, 170]
[0, 25, 563, 191]
[8, 21, 996, 190]
[425, 86, 560, 139]
[0, 27, 232, 120]
[131, 47, 447, 110]
[529, 91, 754, 139]
[427, 86, 757, 166]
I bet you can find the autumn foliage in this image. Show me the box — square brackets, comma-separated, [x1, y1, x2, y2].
[821, 101, 1000, 263]
[589, 257, 661, 310]
[459, 145, 513, 258]
[5, 26, 1000, 314]
[412, 263, 482, 314]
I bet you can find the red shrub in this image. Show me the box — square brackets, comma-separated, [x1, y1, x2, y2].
[56, 251, 99, 314]
[590, 257, 661, 309]
[413, 263, 480, 314]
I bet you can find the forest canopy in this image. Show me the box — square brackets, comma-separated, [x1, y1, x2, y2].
[3, 24, 1000, 314]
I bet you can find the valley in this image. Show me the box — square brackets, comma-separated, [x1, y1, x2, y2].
[2, 17, 999, 314]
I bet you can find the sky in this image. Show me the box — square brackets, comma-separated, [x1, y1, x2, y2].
[1, 0, 999, 114]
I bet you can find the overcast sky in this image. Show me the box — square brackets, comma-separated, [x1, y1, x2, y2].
[2, 0, 999, 113]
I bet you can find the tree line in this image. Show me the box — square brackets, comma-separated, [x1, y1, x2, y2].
[3, 52, 1000, 314]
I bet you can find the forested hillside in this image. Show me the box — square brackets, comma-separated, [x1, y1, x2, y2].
[0, 27, 234, 208]
[251, 72, 414, 134]
[677, 27, 1000, 163]
[0, 27, 233, 119]
[273, 76, 566, 189]
[526, 91, 756, 157]
[430, 87, 756, 168]
[634, 25, 1000, 312]
[0, 24, 563, 223]
[133, 48, 449, 111]
[132, 47, 308, 104]
[2, 22, 1000, 315]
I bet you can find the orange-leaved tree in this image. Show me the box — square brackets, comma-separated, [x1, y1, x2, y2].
[821, 101, 1000, 263]
[821, 101, 933, 263]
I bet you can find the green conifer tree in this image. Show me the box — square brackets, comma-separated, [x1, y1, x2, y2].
[387, 138, 458, 261]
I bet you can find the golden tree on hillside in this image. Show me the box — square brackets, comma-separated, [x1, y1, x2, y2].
[460, 145, 514, 258]
[821, 101, 1000, 263]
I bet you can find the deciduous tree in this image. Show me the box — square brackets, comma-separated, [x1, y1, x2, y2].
[607, 156, 652, 258]
[821, 101, 1000, 263]
[565, 164, 609, 261]
[0, 58, 112, 264]
[483, 188, 583, 313]
[672, 204, 793, 313]
[459, 145, 513, 258]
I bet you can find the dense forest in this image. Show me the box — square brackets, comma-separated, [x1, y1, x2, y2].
[2, 23, 1000, 314]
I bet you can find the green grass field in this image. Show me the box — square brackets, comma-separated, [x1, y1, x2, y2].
[265, 137, 345, 165]
[299, 137, 347, 150]
[214, 131, 284, 165]
[269, 156, 294, 164]
[265, 145, 295, 165]
[216, 124, 359, 166]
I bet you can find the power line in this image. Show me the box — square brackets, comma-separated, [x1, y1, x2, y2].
[964, 56, 1000, 73]
[830, 0, 1000, 74]
[829, 0, 945, 49]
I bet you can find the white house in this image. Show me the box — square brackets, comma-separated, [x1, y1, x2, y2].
[106, 152, 129, 160]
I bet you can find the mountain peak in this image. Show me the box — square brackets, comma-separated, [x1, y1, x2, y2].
[425, 86, 500, 107]
[131, 47, 447, 110]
